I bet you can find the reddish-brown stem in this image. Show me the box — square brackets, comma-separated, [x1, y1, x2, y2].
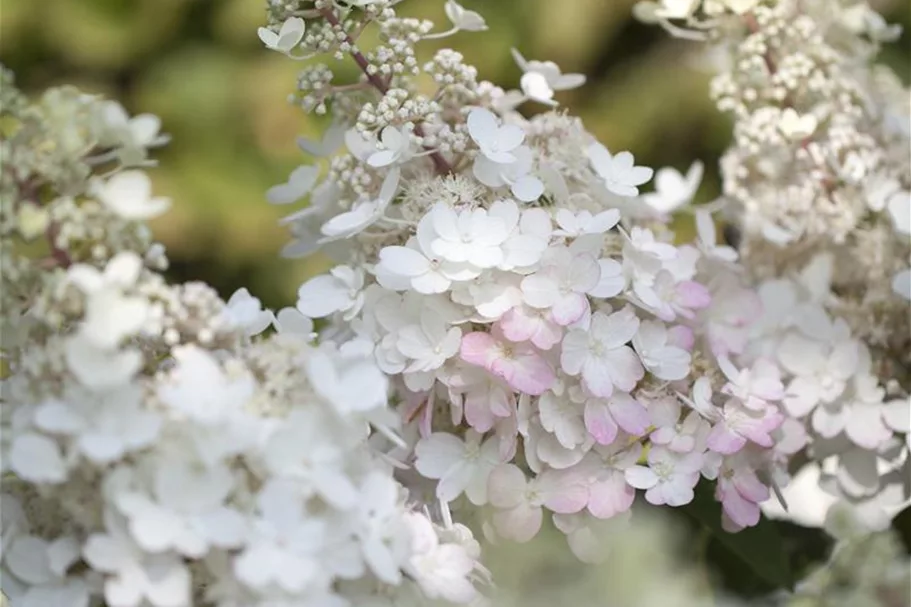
[320, 8, 453, 175]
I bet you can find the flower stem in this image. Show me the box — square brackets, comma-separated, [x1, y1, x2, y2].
[320, 7, 453, 175]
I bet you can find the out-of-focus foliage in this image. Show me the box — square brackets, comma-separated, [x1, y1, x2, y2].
[2, 0, 907, 307]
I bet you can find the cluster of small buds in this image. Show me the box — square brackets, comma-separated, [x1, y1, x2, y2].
[424, 49, 480, 108]
[356, 89, 441, 135]
[294, 63, 335, 113]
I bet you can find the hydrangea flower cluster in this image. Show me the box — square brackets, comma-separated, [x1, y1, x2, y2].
[635, 0, 910, 524]
[264, 0, 808, 556]
[0, 69, 486, 607]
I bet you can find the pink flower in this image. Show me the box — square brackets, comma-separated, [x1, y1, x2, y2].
[648, 397, 708, 453]
[488, 464, 588, 542]
[718, 357, 785, 411]
[706, 399, 784, 454]
[575, 439, 642, 519]
[499, 304, 563, 351]
[583, 392, 650, 445]
[460, 325, 555, 395]
[716, 458, 770, 529]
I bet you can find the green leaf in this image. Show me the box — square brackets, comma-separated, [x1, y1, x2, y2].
[681, 480, 794, 592]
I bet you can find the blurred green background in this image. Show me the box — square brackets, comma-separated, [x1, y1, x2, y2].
[2, 0, 908, 308]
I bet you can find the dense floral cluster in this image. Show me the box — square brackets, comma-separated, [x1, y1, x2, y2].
[2, 0, 909, 605]
[263, 0, 810, 560]
[635, 0, 910, 526]
[0, 69, 485, 607]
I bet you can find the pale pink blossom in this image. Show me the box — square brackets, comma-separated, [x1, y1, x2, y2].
[625, 446, 703, 506]
[706, 399, 784, 454]
[487, 464, 588, 542]
[582, 392, 650, 445]
[460, 325, 556, 395]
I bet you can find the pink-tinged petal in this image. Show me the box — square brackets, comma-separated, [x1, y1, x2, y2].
[493, 503, 543, 543]
[732, 471, 769, 503]
[500, 306, 537, 342]
[464, 391, 496, 433]
[436, 462, 473, 502]
[675, 281, 712, 309]
[624, 465, 658, 490]
[648, 397, 681, 427]
[539, 472, 589, 514]
[737, 409, 783, 447]
[493, 350, 555, 396]
[609, 393, 650, 436]
[667, 325, 695, 351]
[414, 433, 465, 478]
[720, 487, 761, 528]
[584, 400, 619, 445]
[662, 477, 697, 507]
[650, 426, 676, 445]
[460, 332, 497, 368]
[582, 358, 615, 398]
[551, 293, 589, 326]
[487, 464, 527, 509]
[604, 346, 645, 393]
[844, 405, 891, 449]
[706, 422, 746, 454]
[532, 315, 564, 351]
[587, 472, 635, 519]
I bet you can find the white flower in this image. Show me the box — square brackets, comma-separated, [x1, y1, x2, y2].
[354, 471, 410, 585]
[97, 170, 171, 220]
[98, 101, 169, 165]
[367, 125, 415, 168]
[257, 17, 305, 53]
[224, 288, 274, 337]
[511, 48, 586, 106]
[642, 161, 703, 214]
[115, 459, 246, 558]
[272, 307, 315, 337]
[561, 307, 645, 398]
[33, 385, 161, 464]
[553, 208, 621, 237]
[8, 433, 67, 484]
[266, 164, 319, 204]
[587, 142, 654, 197]
[624, 446, 702, 506]
[396, 309, 462, 373]
[234, 479, 327, 593]
[444, 0, 488, 32]
[4, 535, 88, 606]
[467, 108, 543, 201]
[403, 512, 478, 603]
[414, 431, 504, 504]
[467, 107, 524, 164]
[157, 345, 256, 424]
[320, 168, 400, 241]
[778, 332, 858, 418]
[520, 247, 601, 326]
[427, 203, 511, 268]
[305, 343, 389, 415]
[632, 320, 691, 381]
[296, 265, 365, 320]
[64, 336, 143, 391]
[83, 514, 192, 607]
[297, 121, 346, 157]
